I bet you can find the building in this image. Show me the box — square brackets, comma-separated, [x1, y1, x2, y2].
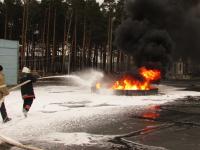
[0, 39, 19, 85]
[166, 58, 192, 80]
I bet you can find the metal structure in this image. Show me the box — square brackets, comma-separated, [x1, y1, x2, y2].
[113, 88, 159, 96]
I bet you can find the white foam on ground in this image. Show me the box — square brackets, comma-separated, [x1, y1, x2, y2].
[0, 75, 199, 146]
[38, 132, 113, 146]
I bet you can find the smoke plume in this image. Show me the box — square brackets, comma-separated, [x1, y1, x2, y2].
[115, 0, 200, 70]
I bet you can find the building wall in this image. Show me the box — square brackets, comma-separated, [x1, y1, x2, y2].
[0, 39, 19, 85]
[167, 58, 192, 80]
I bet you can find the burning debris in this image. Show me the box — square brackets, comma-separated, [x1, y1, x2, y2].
[111, 67, 161, 96]
[94, 67, 161, 96]
[112, 67, 161, 91]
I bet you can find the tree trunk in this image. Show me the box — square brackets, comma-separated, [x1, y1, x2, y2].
[21, 0, 27, 68]
[100, 46, 103, 69]
[86, 33, 91, 68]
[74, 13, 77, 71]
[46, 3, 51, 73]
[117, 50, 120, 73]
[8, 21, 13, 40]
[4, 8, 8, 39]
[24, 0, 29, 66]
[52, 8, 57, 72]
[68, 37, 73, 75]
[107, 13, 111, 72]
[63, 10, 73, 74]
[62, 11, 67, 73]
[103, 46, 107, 71]
[82, 16, 86, 69]
[94, 46, 99, 69]
[120, 52, 124, 72]
[42, 9, 47, 75]
[109, 16, 114, 73]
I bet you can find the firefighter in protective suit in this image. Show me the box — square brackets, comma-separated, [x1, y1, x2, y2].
[0, 65, 11, 123]
[20, 67, 37, 117]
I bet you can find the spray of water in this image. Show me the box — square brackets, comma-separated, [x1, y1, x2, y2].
[40, 69, 104, 87]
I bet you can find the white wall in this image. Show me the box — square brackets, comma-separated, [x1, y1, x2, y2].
[0, 39, 19, 85]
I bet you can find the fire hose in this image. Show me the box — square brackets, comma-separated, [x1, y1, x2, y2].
[0, 80, 31, 105]
[0, 79, 43, 149]
[8, 80, 31, 92]
[0, 76, 47, 104]
[0, 133, 43, 150]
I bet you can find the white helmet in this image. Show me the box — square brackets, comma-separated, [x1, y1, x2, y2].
[22, 67, 31, 73]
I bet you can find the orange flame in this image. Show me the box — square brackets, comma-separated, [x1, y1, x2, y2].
[96, 83, 101, 89]
[139, 67, 161, 81]
[112, 67, 161, 90]
[142, 112, 160, 119]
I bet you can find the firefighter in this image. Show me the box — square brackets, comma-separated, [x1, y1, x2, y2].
[0, 65, 11, 123]
[20, 67, 37, 117]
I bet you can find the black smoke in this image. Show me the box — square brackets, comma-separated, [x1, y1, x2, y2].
[115, 0, 200, 70]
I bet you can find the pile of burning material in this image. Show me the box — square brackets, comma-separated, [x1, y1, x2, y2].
[95, 67, 161, 96]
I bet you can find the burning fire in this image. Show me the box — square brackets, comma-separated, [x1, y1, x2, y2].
[112, 67, 161, 90]
[96, 83, 101, 89]
[142, 112, 160, 119]
[139, 67, 161, 81]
